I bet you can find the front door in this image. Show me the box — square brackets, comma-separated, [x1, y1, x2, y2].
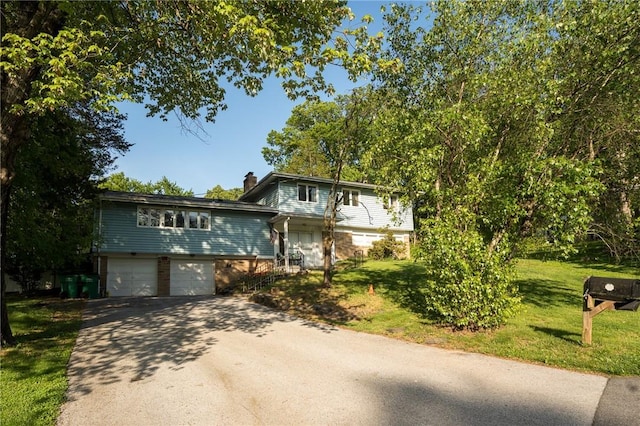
[288, 231, 318, 268]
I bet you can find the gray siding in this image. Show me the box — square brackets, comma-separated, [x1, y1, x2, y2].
[257, 184, 278, 207]
[98, 202, 274, 256]
[336, 187, 413, 231]
[277, 180, 326, 216]
[277, 181, 413, 231]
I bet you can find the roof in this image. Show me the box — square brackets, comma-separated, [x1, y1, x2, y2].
[238, 172, 380, 202]
[99, 191, 278, 214]
[267, 212, 343, 225]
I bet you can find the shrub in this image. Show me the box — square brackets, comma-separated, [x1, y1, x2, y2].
[368, 231, 405, 260]
[415, 217, 520, 330]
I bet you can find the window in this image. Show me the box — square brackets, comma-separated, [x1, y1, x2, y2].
[188, 211, 198, 229]
[187, 211, 209, 230]
[298, 184, 317, 203]
[138, 208, 161, 227]
[137, 206, 209, 230]
[200, 212, 210, 229]
[342, 189, 360, 207]
[163, 210, 175, 227]
[385, 195, 399, 210]
[176, 211, 185, 228]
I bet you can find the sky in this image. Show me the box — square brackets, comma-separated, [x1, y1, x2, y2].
[111, 1, 394, 196]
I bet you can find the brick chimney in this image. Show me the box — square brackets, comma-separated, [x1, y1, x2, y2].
[243, 172, 257, 192]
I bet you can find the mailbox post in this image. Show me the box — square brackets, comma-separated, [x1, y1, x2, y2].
[582, 276, 640, 345]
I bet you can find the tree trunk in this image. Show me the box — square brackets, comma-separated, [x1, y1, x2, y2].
[322, 165, 343, 288]
[322, 230, 333, 287]
[1, 1, 66, 346]
[1, 182, 16, 346]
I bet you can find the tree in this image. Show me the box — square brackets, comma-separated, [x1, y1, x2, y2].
[100, 173, 194, 196]
[262, 98, 373, 182]
[549, 1, 640, 262]
[365, 1, 638, 329]
[204, 185, 243, 201]
[263, 101, 342, 179]
[1, 0, 380, 345]
[99, 172, 152, 193]
[265, 89, 376, 286]
[6, 105, 129, 293]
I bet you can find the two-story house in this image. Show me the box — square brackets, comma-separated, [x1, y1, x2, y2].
[94, 172, 413, 297]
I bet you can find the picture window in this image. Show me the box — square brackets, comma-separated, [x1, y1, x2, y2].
[137, 206, 209, 230]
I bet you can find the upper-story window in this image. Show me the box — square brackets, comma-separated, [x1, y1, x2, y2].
[342, 189, 360, 207]
[298, 184, 317, 203]
[138, 206, 210, 230]
[384, 195, 399, 210]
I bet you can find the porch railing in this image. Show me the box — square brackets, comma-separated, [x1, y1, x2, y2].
[242, 251, 305, 293]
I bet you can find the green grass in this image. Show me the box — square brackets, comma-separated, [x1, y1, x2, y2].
[1, 296, 84, 426]
[262, 258, 640, 376]
[0, 259, 636, 426]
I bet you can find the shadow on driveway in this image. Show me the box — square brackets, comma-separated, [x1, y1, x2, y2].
[66, 295, 334, 400]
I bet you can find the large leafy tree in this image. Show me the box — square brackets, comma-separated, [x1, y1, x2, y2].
[262, 97, 372, 183]
[204, 185, 243, 201]
[551, 1, 640, 261]
[100, 172, 194, 196]
[7, 105, 129, 293]
[366, 1, 639, 329]
[1, 0, 380, 345]
[264, 89, 376, 285]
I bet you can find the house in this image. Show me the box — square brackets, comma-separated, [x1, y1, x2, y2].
[93, 172, 413, 297]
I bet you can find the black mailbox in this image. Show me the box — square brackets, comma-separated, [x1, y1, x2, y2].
[584, 276, 640, 311]
[584, 276, 640, 302]
[583, 276, 640, 344]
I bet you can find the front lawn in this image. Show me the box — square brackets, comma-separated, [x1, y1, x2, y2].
[257, 258, 640, 376]
[0, 296, 84, 426]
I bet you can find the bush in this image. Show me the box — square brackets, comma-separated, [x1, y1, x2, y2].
[368, 231, 406, 260]
[415, 218, 520, 330]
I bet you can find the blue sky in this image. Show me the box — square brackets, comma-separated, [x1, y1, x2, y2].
[112, 1, 393, 195]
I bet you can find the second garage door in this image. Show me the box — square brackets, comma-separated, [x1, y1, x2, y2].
[170, 260, 215, 296]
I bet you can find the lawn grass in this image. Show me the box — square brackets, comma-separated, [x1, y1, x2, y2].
[0, 295, 84, 426]
[259, 258, 640, 376]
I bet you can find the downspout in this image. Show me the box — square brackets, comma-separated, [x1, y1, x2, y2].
[284, 217, 290, 273]
[97, 199, 103, 295]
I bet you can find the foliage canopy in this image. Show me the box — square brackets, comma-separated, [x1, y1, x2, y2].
[0, 0, 380, 345]
[362, 0, 639, 328]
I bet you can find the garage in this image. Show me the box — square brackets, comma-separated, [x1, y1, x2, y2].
[170, 260, 215, 296]
[107, 258, 158, 296]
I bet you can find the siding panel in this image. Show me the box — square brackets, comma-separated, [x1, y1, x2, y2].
[276, 181, 413, 231]
[99, 203, 274, 256]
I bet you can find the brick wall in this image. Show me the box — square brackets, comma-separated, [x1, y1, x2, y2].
[157, 256, 170, 296]
[335, 231, 356, 259]
[215, 258, 273, 293]
[94, 256, 108, 296]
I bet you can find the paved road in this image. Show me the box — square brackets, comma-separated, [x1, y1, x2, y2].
[57, 296, 638, 426]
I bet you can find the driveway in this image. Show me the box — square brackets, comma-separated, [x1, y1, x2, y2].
[57, 296, 635, 426]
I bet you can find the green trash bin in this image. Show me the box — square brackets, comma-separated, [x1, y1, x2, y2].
[59, 275, 76, 298]
[68, 276, 81, 298]
[81, 275, 100, 299]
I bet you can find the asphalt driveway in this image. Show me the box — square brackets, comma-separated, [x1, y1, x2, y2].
[57, 296, 636, 426]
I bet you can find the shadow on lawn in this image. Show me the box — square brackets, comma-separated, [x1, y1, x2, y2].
[340, 261, 436, 321]
[529, 325, 581, 344]
[514, 278, 578, 308]
[345, 262, 585, 326]
[2, 297, 84, 381]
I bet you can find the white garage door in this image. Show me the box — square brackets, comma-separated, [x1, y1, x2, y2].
[107, 258, 157, 296]
[170, 261, 214, 296]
